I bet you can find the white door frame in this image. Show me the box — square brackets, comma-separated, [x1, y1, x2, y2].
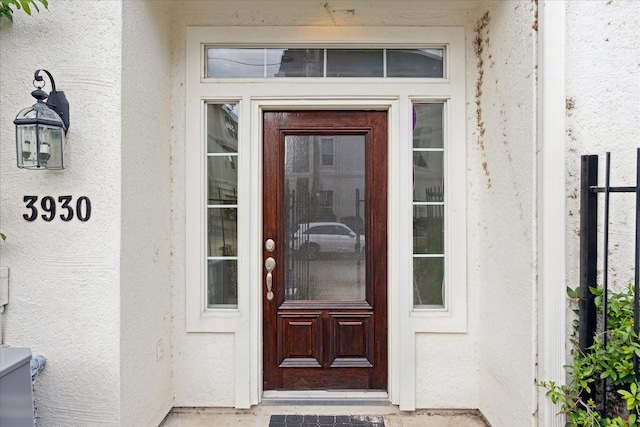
[185, 26, 467, 410]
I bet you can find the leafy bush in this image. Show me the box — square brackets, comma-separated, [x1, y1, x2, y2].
[1, 0, 48, 22]
[538, 285, 640, 426]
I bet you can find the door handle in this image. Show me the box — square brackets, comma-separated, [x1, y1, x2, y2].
[265, 257, 276, 301]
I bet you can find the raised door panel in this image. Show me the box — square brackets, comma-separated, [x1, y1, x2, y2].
[278, 312, 323, 367]
[328, 312, 374, 368]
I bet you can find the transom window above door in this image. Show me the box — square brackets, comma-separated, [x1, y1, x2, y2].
[205, 48, 445, 78]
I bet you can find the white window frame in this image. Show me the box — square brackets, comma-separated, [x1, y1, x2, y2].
[185, 26, 466, 410]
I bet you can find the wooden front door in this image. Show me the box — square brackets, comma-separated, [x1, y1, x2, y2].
[263, 110, 387, 390]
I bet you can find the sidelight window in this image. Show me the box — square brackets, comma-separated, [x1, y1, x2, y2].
[412, 103, 445, 308]
[206, 103, 239, 308]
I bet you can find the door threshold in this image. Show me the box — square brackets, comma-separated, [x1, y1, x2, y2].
[262, 390, 389, 406]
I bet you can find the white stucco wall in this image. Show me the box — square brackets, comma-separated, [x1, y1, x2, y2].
[121, 1, 174, 425]
[0, 1, 123, 425]
[469, 2, 538, 425]
[565, 0, 640, 294]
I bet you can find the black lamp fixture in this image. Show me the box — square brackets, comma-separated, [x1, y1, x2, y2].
[14, 69, 70, 170]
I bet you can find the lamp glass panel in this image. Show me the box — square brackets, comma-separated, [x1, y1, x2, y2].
[16, 125, 37, 168]
[15, 124, 64, 169]
[37, 124, 64, 169]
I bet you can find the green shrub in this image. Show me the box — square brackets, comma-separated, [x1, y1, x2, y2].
[538, 285, 640, 426]
[1, 0, 48, 22]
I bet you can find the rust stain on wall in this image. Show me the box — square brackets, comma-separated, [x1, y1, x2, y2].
[566, 97, 576, 111]
[474, 11, 492, 189]
[323, 2, 355, 24]
[323, 2, 337, 24]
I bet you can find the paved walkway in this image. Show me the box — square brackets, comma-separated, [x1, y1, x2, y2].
[161, 406, 490, 427]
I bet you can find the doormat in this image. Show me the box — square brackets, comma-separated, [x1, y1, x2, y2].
[269, 415, 385, 427]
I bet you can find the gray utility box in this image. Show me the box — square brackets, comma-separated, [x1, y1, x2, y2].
[0, 347, 33, 427]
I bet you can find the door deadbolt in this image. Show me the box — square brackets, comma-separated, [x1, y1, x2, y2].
[265, 239, 275, 252]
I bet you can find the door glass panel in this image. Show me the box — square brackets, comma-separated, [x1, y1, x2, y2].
[284, 135, 366, 301]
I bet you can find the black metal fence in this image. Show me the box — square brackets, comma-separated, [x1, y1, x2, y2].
[580, 149, 640, 414]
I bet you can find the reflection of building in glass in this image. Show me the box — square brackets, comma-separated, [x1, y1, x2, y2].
[273, 48, 444, 78]
[386, 49, 444, 77]
[412, 103, 445, 307]
[207, 104, 238, 206]
[274, 49, 324, 77]
[413, 103, 444, 207]
[207, 104, 239, 307]
[284, 135, 365, 235]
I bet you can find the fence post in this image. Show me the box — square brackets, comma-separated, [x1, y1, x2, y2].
[635, 148, 640, 379]
[579, 155, 598, 351]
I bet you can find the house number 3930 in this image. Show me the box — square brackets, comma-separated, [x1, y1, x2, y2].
[23, 196, 92, 222]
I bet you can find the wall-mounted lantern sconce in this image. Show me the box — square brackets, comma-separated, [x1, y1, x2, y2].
[14, 69, 70, 170]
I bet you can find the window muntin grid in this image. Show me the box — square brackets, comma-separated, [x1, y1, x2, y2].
[412, 102, 445, 308]
[206, 103, 239, 308]
[206, 48, 445, 78]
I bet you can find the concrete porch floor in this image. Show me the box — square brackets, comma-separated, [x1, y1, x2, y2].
[160, 406, 490, 427]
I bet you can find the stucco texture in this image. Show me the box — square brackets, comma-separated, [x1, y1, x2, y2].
[120, 1, 174, 426]
[0, 0, 123, 425]
[467, 2, 538, 426]
[565, 0, 640, 293]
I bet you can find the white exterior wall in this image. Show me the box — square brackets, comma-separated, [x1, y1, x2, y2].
[565, 1, 640, 292]
[121, 1, 174, 425]
[471, 3, 539, 425]
[0, 1, 123, 425]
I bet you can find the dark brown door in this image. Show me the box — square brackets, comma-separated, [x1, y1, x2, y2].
[263, 110, 387, 390]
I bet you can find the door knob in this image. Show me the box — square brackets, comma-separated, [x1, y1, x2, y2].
[265, 257, 276, 301]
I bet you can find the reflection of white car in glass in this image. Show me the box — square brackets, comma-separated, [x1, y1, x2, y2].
[291, 222, 364, 259]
